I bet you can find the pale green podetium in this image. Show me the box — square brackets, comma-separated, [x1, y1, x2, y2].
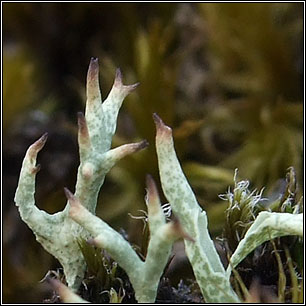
[14, 60, 304, 302]
[66, 174, 193, 303]
[14, 58, 148, 291]
[227, 211, 303, 278]
[153, 113, 240, 303]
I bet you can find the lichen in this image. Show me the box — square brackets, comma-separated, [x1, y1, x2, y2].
[14, 58, 146, 291]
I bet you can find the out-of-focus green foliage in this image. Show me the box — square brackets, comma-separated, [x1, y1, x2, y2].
[96, 18, 204, 238]
[3, 46, 39, 129]
[199, 3, 302, 99]
[3, 2, 303, 303]
[96, 20, 180, 223]
[198, 3, 303, 189]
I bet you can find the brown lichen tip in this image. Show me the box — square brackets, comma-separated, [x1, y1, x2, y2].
[28, 132, 48, 158]
[121, 139, 149, 155]
[86, 57, 100, 102]
[64, 187, 79, 208]
[77, 112, 90, 140]
[146, 174, 156, 192]
[64, 187, 74, 200]
[39, 132, 49, 144]
[136, 139, 149, 151]
[145, 174, 161, 214]
[125, 82, 140, 93]
[114, 68, 123, 86]
[87, 57, 99, 80]
[145, 174, 159, 202]
[64, 187, 83, 219]
[152, 113, 172, 136]
[171, 215, 195, 242]
[32, 132, 48, 150]
[114, 67, 139, 92]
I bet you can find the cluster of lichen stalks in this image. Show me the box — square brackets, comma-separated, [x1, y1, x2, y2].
[15, 58, 303, 303]
[14, 58, 197, 303]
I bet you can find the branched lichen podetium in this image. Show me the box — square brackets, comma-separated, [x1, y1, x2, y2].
[14, 58, 147, 291]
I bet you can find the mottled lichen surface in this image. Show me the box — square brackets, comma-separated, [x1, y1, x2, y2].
[153, 113, 303, 303]
[227, 211, 303, 277]
[66, 175, 191, 303]
[153, 113, 240, 303]
[14, 59, 303, 303]
[14, 58, 146, 291]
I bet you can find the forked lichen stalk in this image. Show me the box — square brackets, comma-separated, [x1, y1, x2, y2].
[14, 58, 145, 291]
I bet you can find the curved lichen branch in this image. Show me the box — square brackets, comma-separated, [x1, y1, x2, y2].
[153, 113, 240, 303]
[227, 211, 303, 277]
[114, 68, 140, 93]
[66, 174, 189, 303]
[28, 132, 48, 159]
[14, 133, 55, 234]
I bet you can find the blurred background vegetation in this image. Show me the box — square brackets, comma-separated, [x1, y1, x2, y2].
[3, 3, 303, 303]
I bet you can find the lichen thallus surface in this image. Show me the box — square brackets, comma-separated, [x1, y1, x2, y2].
[15, 58, 303, 303]
[14, 57, 147, 292]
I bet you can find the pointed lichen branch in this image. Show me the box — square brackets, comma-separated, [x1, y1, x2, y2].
[153, 113, 200, 216]
[14, 58, 145, 292]
[28, 132, 48, 159]
[167, 216, 196, 243]
[66, 174, 189, 303]
[99, 140, 149, 174]
[101, 69, 139, 142]
[113, 68, 140, 93]
[14, 133, 52, 232]
[153, 113, 240, 303]
[86, 57, 101, 111]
